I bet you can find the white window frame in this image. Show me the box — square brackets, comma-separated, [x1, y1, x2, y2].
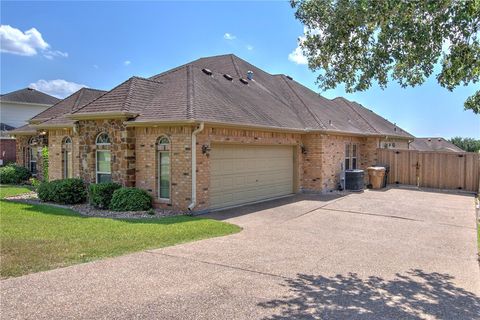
[345, 143, 358, 170]
[157, 136, 171, 202]
[63, 137, 73, 179]
[95, 132, 112, 183]
[28, 137, 38, 175]
[96, 150, 112, 183]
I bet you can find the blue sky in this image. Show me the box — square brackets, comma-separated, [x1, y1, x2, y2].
[1, 1, 478, 138]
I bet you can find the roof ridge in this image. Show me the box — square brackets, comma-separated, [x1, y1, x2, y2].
[280, 76, 326, 129]
[123, 77, 137, 113]
[186, 66, 194, 119]
[336, 98, 379, 134]
[230, 55, 241, 78]
[72, 88, 85, 111]
[72, 78, 134, 114]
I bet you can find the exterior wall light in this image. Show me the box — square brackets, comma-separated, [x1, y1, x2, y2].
[202, 144, 211, 156]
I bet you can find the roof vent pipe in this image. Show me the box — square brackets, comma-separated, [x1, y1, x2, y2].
[247, 70, 254, 80]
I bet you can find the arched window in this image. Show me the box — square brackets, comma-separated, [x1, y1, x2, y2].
[63, 137, 73, 178]
[157, 136, 171, 200]
[28, 137, 38, 175]
[96, 132, 112, 183]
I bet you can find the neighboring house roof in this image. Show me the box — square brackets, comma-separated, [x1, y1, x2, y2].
[0, 123, 15, 131]
[31, 88, 106, 127]
[410, 138, 464, 152]
[0, 88, 60, 105]
[65, 54, 412, 138]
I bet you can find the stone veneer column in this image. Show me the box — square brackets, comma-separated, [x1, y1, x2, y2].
[77, 119, 136, 186]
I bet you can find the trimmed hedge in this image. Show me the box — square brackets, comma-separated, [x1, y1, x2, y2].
[110, 187, 152, 211]
[89, 182, 121, 209]
[0, 164, 31, 184]
[37, 178, 87, 204]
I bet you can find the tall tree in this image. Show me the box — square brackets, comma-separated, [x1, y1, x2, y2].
[291, 0, 480, 113]
[449, 136, 480, 152]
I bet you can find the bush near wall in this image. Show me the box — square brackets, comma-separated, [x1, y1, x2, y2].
[0, 164, 31, 184]
[37, 178, 87, 204]
[41, 147, 49, 182]
[89, 182, 122, 209]
[110, 187, 152, 211]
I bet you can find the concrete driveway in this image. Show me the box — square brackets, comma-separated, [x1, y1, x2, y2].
[2, 187, 480, 319]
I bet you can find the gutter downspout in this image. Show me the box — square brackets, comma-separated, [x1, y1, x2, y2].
[188, 122, 205, 211]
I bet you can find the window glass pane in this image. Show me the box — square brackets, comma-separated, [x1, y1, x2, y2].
[96, 133, 111, 145]
[352, 144, 357, 157]
[345, 144, 350, 157]
[159, 152, 170, 199]
[352, 158, 357, 170]
[65, 150, 73, 178]
[97, 173, 112, 183]
[345, 159, 350, 170]
[97, 151, 111, 173]
[30, 161, 37, 174]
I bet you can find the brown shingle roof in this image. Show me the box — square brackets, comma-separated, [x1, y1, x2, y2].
[72, 54, 412, 138]
[9, 123, 36, 135]
[32, 88, 106, 127]
[0, 88, 60, 105]
[410, 138, 464, 152]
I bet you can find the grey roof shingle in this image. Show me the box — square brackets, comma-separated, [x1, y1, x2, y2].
[72, 54, 412, 138]
[9, 123, 36, 134]
[410, 138, 464, 152]
[33, 88, 106, 126]
[0, 88, 60, 105]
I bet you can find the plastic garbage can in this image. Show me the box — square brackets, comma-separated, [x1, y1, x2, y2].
[367, 167, 386, 189]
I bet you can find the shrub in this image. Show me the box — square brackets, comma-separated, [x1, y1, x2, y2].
[38, 178, 87, 204]
[89, 182, 121, 209]
[41, 146, 49, 182]
[37, 181, 56, 202]
[29, 177, 41, 191]
[110, 187, 152, 211]
[0, 164, 31, 184]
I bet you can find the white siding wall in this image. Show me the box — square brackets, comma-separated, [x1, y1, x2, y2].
[0, 102, 50, 128]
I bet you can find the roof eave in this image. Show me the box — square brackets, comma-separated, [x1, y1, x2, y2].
[31, 123, 74, 129]
[0, 100, 54, 107]
[68, 111, 138, 120]
[9, 130, 37, 136]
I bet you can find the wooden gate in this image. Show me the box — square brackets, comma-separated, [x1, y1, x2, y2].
[377, 149, 480, 192]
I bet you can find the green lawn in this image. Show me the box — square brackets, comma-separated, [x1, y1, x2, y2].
[0, 185, 240, 278]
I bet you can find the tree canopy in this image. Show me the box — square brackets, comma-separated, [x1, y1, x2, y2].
[291, 0, 480, 114]
[449, 136, 480, 152]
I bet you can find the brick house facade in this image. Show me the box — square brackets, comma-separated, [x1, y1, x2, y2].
[11, 54, 413, 211]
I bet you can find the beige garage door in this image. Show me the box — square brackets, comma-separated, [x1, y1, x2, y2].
[210, 144, 294, 209]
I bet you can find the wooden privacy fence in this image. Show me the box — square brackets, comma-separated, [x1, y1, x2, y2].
[376, 149, 480, 192]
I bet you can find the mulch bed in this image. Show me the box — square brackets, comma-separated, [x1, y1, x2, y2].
[5, 192, 187, 219]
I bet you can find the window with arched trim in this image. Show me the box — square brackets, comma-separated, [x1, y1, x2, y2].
[96, 132, 111, 145]
[96, 132, 112, 183]
[27, 137, 38, 174]
[63, 137, 73, 178]
[157, 136, 171, 200]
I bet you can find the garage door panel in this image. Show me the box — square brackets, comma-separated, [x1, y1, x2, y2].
[210, 144, 294, 209]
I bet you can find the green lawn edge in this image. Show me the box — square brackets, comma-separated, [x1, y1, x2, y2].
[0, 185, 241, 278]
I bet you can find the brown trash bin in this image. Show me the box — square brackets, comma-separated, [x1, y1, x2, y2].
[367, 167, 386, 189]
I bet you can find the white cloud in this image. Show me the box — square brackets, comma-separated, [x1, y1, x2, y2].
[288, 27, 323, 65]
[124, 60, 131, 66]
[246, 45, 254, 51]
[0, 25, 68, 59]
[43, 49, 68, 60]
[223, 33, 236, 40]
[288, 46, 308, 65]
[0, 25, 48, 56]
[29, 79, 87, 98]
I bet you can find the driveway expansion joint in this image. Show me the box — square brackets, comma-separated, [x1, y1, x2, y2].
[145, 251, 292, 280]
